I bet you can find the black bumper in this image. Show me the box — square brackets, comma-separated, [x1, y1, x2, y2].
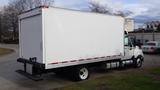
[17, 58, 45, 69]
[16, 58, 45, 81]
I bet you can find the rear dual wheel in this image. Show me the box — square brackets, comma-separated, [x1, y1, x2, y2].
[72, 66, 89, 81]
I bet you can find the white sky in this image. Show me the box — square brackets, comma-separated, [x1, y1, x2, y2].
[0, 0, 9, 6]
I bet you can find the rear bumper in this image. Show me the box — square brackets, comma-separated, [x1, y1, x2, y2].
[16, 58, 45, 81]
[17, 58, 45, 69]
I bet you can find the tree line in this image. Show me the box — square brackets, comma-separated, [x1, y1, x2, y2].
[0, 0, 54, 43]
[145, 21, 160, 31]
[0, 0, 131, 44]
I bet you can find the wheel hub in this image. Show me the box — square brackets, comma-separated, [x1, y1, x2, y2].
[79, 68, 88, 80]
[137, 58, 142, 67]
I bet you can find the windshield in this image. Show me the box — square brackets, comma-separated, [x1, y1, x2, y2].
[146, 43, 156, 46]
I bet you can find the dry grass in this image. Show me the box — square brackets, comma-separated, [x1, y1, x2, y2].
[0, 48, 14, 56]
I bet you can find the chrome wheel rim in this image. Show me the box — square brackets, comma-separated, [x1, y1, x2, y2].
[137, 58, 142, 67]
[79, 68, 88, 80]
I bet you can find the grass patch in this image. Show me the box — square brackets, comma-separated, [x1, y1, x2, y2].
[0, 48, 14, 56]
[54, 68, 160, 90]
[105, 75, 160, 90]
[149, 68, 160, 75]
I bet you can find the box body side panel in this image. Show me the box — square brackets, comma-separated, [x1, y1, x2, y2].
[43, 8, 124, 67]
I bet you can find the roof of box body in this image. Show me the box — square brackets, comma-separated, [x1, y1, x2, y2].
[19, 6, 124, 20]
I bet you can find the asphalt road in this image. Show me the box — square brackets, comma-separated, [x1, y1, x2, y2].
[0, 44, 160, 90]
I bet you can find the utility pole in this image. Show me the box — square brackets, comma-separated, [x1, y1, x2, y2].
[152, 29, 155, 41]
[0, 14, 2, 43]
[142, 24, 146, 44]
[152, 22, 156, 41]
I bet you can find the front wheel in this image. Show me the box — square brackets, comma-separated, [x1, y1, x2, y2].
[134, 56, 143, 68]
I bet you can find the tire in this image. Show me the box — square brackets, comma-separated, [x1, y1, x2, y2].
[134, 56, 143, 68]
[72, 66, 89, 81]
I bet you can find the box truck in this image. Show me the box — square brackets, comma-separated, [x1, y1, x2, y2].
[17, 6, 144, 81]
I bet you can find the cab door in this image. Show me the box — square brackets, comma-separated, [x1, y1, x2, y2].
[123, 36, 134, 60]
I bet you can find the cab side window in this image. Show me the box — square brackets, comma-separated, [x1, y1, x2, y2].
[125, 37, 129, 46]
[125, 37, 132, 47]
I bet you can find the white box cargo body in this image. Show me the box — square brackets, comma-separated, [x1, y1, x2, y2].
[19, 7, 125, 70]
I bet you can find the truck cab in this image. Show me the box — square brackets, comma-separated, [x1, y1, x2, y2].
[123, 33, 144, 68]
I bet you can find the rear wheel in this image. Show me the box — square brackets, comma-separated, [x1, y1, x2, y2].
[134, 56, 143, 68]
[72, 66, 89, 81]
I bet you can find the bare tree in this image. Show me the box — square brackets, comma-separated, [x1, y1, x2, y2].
[157, 23, 160, 31]
[114, 10, 133, 17]
[2, 4, 18, 40]
[41, 0, 54, 6]
[20, 0, 54, 10]
[0, 0, 55, 43]
[88, 1, 133, 17]
[88, 1, 112, 14]
[23, 0, 41, 10]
